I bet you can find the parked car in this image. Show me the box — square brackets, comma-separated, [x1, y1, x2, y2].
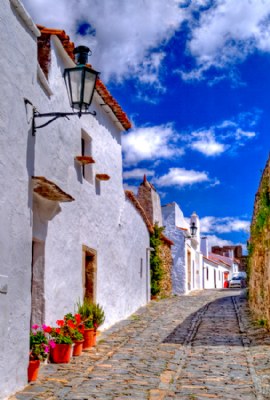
[229, 275, 246, 288]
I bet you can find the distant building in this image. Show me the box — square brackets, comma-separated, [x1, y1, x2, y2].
[211, 245, 247, 272]
[162, 203, 203, 294]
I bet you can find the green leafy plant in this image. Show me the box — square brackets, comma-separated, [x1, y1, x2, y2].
[150, 224, 164, 296]
[76, 299, 94, 328]
[30, 325, 54, 361]
[92, 303, 105, 328]
[76, 299, 105, 329]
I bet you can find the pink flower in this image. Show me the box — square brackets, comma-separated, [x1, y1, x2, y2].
[42, 324, 48, 331]
[32, 324, 39, 330]
[49, 340, 56, 349]
[44, 346, 49, 353]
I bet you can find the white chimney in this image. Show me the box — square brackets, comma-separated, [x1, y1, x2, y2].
[200, 237, 208, 257]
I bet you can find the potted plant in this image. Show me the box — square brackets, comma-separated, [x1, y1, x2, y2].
[29, 324, 54, 382]
[76, 299, 95, 349]
[77, 299, 105, 348]
[64, 313, 84, 356]
[49, 319, 73, 363]
[92, 303, 105, 346]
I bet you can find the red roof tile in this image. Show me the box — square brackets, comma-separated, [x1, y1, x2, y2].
[37, 25, 131, 131]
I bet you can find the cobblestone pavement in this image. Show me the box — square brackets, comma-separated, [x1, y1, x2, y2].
[10, 290, 270, 400]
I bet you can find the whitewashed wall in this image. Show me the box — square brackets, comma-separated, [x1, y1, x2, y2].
[0, 3, 150, 398]
[162, 203, 202, 294]
[203, 259, 230, 289]
[0, 2, 39, 397]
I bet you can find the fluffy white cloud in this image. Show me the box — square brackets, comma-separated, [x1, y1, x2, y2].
[183, 0, 270, 81]
[21, 0, 186, 84]
[154, 167, 210, 188]
[186, 111, 259, 156]
[206, 235, 234, 251]
[122, 124, 183, 166]
[123, 168, 154, 180]
[200, 216, 250, 234]
[190, 130, 228, 156]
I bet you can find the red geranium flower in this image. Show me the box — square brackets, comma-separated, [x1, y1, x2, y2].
[56, 320, 65, 327]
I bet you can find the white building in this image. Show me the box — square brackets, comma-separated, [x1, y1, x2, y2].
[0, 2, 150, 398]
[201, 237, 238, 288]
[162, 203, 203, 294]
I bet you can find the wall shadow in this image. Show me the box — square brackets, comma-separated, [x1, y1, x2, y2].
[162, 292, 268, 347]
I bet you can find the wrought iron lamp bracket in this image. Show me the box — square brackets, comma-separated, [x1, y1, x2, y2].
[32, 109, 96, 135]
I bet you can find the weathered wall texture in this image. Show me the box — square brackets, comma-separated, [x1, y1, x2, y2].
[137, 177, 163, 226]
[249, 157, 270, 324]
[0, 3, 150, 398]
[158, 242, 173, 297]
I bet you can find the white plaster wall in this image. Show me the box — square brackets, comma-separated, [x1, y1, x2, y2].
[162, 203, 203, 295]
[0, 6, 150, 398]
[203, 260, 230, 289]
[31, 39, 150, 329]
[151, 190, 163, 226]
[162, 204, 187, 294]
[0, 2, 39, 398]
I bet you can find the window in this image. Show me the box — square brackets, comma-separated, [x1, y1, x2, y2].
[206, 267, 209, 281]
[81, 130, 93, 184]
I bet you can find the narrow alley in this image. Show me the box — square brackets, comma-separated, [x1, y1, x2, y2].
[10, 290, 270, 400]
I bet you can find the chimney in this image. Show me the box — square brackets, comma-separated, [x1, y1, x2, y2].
[201, 237, 208, 257]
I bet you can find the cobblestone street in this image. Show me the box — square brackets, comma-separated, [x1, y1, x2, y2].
[10, 290, 270, 400]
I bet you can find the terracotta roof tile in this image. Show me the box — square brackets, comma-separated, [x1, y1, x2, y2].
[37, 25, 131, 131]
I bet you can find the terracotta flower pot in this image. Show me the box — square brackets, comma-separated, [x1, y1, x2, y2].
[50, 343, 72, 363]
[83, 328, 95, 349]
[73, 339, 84, 356]
[28, 359, 40, 382]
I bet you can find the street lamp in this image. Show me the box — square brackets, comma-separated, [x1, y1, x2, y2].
[190, 221, 197, 237]
[31, 46, 99, 134]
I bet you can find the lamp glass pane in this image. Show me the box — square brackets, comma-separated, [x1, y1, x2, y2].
[69, 69, 83, 109]
[83, 70, 97, 105]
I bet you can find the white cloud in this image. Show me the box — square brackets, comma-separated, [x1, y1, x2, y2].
[190, 130, 228, 156]
[22, 0, 186, 84]
[206, 235, 234, 250]
[183, 0, 270, 81]
[186, 111, 259, 156]
[122, 124, 183, 166]
[154, 167, 210, 188]
[123, 168, 155, 180]
[200, 216, 250, 234]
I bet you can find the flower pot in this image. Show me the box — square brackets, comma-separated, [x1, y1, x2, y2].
[73, 340, 84, 356]
[50, 343, 72, 363]
[83, 328, 95, 349]
[28, 359, 40, 382]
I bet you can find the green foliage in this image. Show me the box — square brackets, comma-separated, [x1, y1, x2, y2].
[257, 317, 268, 327]
[150, 224, 164, 296]
[92, 303, 105, 328]
[251, 178, 270, 239]
[76, 299, 105, 328]
[76, 299, 94, 328]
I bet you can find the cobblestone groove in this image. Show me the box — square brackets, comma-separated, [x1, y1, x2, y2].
[10, 290, 270, 400]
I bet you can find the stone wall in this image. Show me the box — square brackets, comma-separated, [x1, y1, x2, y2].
[249, 157, 270, 326]
[158, 241, 173, 297]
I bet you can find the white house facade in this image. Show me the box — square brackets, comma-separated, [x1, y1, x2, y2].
[162, 203, 203, 294]
[201, 237, 237, 289]
[0, 2, 150, 398]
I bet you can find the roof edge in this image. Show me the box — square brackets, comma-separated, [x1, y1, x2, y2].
[10, 0, 40, 37]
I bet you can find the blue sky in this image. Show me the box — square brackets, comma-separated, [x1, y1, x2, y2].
[22, 0, 270, 251]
